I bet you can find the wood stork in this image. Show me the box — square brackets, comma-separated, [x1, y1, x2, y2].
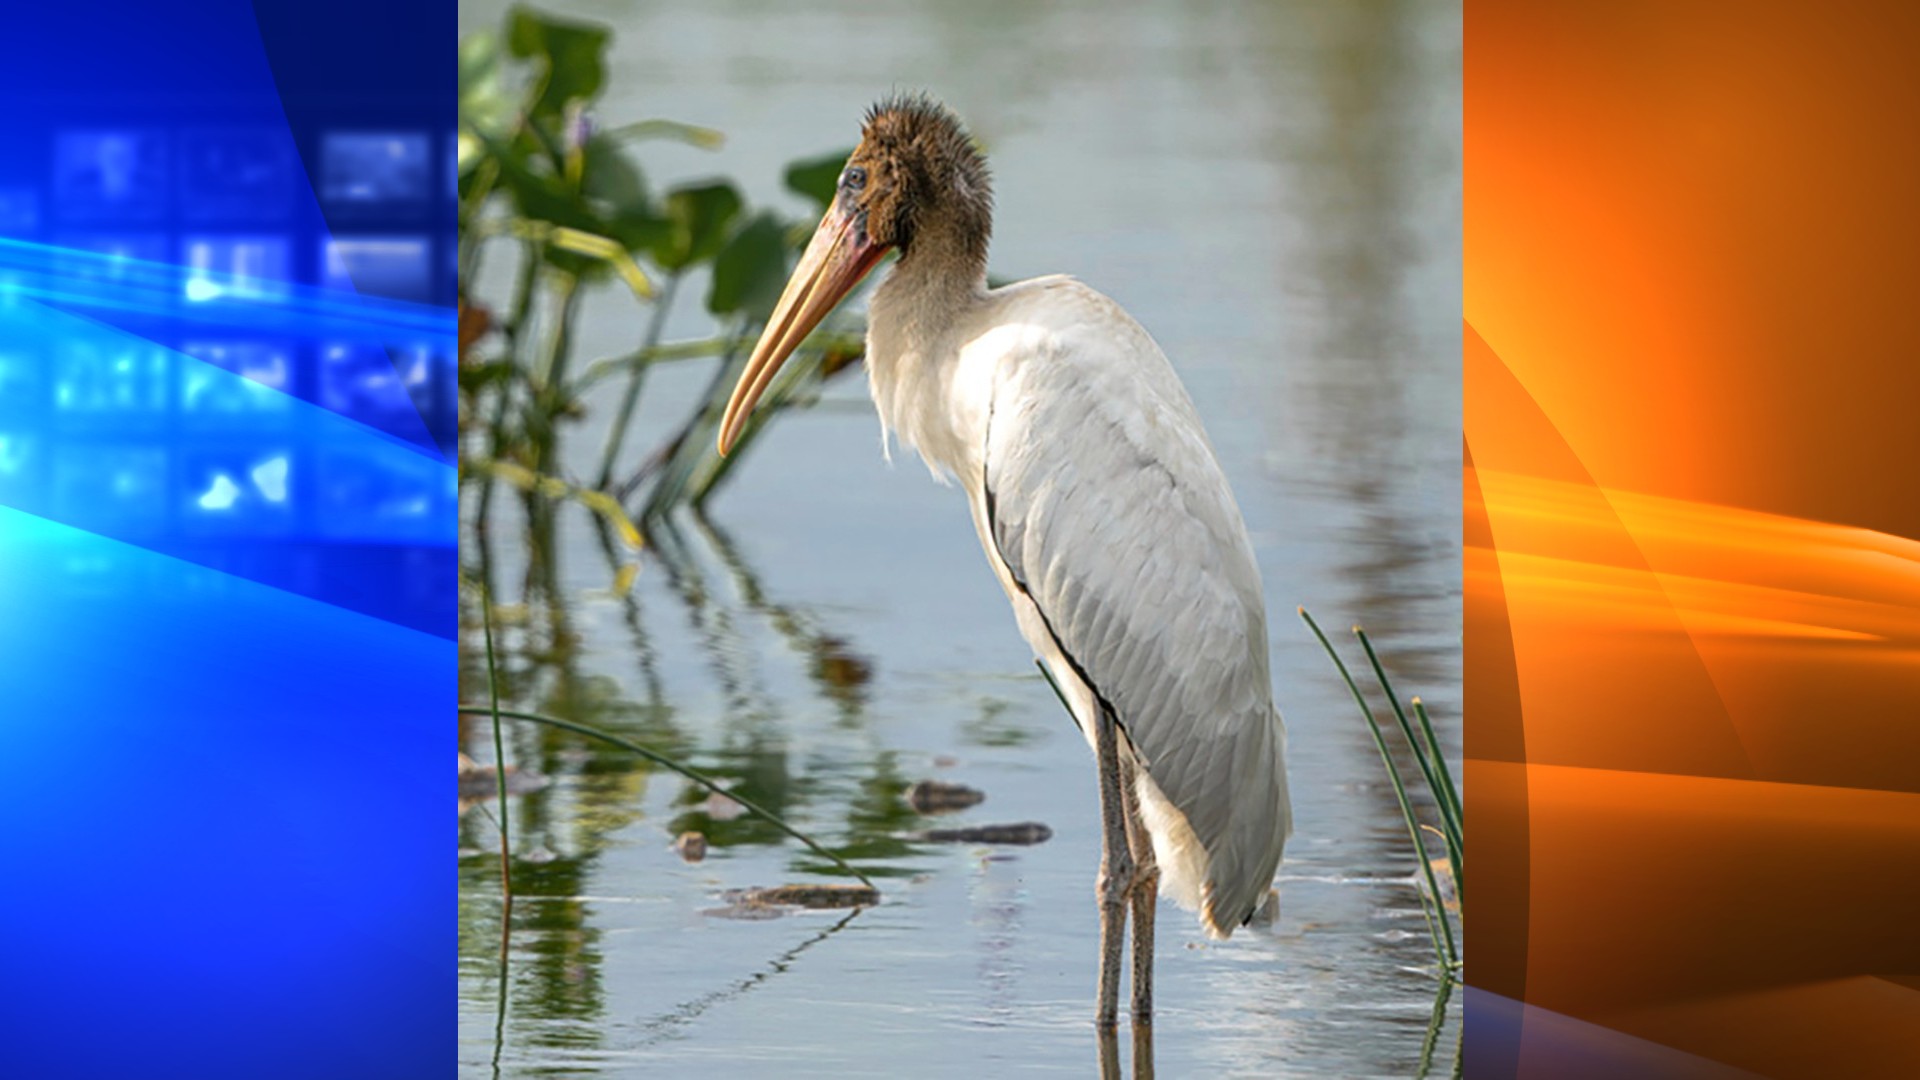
[718, 95, 1290, 1028]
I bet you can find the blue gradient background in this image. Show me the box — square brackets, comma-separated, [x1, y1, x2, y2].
[0, 2, 449, 1076]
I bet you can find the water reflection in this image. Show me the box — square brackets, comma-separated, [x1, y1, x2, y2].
[635, 906, 864, 1048]
[457, 0, 1460, 1074]
[1259, 2, 1466, 899]
[1096, 1022, 1157, 1080]
[459, 496, 904, 1070]
[459, 482, 1461, 1075]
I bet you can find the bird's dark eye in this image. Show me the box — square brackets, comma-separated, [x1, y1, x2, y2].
[842, 166, 867, 191]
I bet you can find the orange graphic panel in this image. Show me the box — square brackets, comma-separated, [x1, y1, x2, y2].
[1467, 3, 1920, 1075]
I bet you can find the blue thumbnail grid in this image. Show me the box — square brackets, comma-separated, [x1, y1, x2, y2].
[0, 106, 458, 638]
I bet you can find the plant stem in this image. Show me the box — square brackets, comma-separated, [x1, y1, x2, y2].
[1300, 608, 1457, 972]
[482, 597, 512, 901]
[1355, 628, 1462, 892]
[638, 324, 748, 517]
[596, 272, 680, 490]
[475, 240, 544, 533]
[528, 273, 582, 476]
[481, 592, 512, 1077]
[1417, 976, 1455, 1078]
[1413, 696, 1463, 861]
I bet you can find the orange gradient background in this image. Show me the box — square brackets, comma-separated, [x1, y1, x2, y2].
[1466, 2, 1920, 1076]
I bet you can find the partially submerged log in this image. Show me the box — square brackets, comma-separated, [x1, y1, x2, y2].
[915, 821, 1053, 845]
[724, 883, 881, 910]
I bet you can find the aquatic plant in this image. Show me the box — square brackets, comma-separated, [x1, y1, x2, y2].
[454, 700, 876, 889]
[1299, 608, 1462, 978]
[457, 4, 866, 540]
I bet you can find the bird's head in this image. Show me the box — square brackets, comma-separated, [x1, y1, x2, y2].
[718, 94, 992, 455]
[843, 95, 993, 261]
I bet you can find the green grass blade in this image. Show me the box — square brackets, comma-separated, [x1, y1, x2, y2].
[480, 595, 512, 1078]
[1354, 627, 1461, 870]
[1412, 697, 1462, 836]
[1413, 696, 1463, 900]
[482, 598, 512, 899]
[1300, 608, 1457, 971]
[454, 704, 876, 889]
[1417, 975, 1455, 1078]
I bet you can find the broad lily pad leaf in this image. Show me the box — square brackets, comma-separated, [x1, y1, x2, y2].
[708, 212, 790, 320]
[784, 148, 853, 212]
[650, 181, 743, 271]
[506, 5, 610, 119]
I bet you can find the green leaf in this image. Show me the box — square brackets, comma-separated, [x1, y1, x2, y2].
[649, 181, 743, 271]
[485, 135, 601, 233]
[709, 212, 791, 320]
[457, 32, 514, 174]
[784, 149, 853, 212]
[584, 137, 668, 252]
[581, 134, 647, 211]
[604, 209, 670, 258]
[505, 5, 610, 119]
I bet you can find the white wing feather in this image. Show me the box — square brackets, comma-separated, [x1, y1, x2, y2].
[970, 279, 1290, 937]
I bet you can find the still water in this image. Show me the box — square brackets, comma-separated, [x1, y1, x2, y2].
[457, 0, 1461, 1075]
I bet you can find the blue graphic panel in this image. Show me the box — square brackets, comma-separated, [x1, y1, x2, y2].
[0, 1, 451, 1075]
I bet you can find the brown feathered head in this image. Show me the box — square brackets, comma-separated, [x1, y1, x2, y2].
[718, 94, 992, 455]
[843, 94, 993, 264]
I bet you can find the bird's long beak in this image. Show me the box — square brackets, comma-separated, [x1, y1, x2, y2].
[717, 200, 887, 456]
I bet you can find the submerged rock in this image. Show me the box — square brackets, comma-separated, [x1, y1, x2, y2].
[673, 831, 709, 863]
[701, 902, 788, 921]
[915, 822, 1053, 845]
[905, 779, 986, 814]
[723, 883, 881, 910]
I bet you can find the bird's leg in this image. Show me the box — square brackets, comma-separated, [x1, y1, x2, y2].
[1119, 756, 1159, 1025]
[1095, 1023, 1121, 1080]
[1093, 703, 1134, 1029]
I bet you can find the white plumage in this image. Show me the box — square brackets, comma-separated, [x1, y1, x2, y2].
[716, 96, 1291, 1022]
[867, 266, 1291, 938]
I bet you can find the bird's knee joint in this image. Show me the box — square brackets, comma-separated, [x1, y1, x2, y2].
[1129, 863, 1160, 899]
[1097, 856, 1135, 907]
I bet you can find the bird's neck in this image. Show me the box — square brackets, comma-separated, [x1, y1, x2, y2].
[865, 227, 990, 474]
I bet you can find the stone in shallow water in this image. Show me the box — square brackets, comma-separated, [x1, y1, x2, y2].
[673, 831, 709, 862]
[905, 779, 986, 814]
[701, 903, 788, 921]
